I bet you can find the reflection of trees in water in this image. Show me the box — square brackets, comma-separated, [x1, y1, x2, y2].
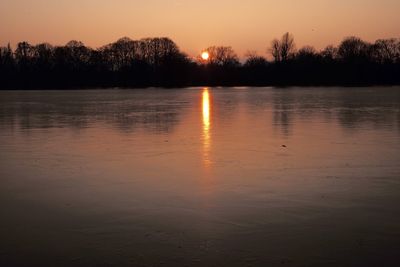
[0, 91, 187, 134]
[397, 111, 400, 134]
[240, 88, 296, 137]
[334, 89, 400, 131]
[273, 108, 292, 137]
[272, 90, 295, 137]
[210, 89, 241, 124]
[337, 107, 399, 131]
[107, 104, 183, 134]
[269, 88, 400, 136]
[0, 88, 399, 136]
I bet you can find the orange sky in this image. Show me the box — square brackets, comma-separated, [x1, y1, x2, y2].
[1, 0, 399, 58]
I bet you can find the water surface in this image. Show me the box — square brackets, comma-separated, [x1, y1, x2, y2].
[1, 87, 400, 266]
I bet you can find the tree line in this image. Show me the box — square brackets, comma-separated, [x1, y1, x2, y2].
[1, 34, 400, 88]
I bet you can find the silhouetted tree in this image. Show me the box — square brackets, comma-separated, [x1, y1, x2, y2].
[65, 40, 92, 70]
[0, 44, 14, 68]
[296, 46, 318, 61]
[321, 45, 338, 62]
[372, 38, 400, 64]
[0, 43, 15, 86]
[33, 43, 54, 68]
[15, 41, 35, 68]
[242, 51, 269, 85]
[269, 32, 296, 62]
[0, 34, 399, 89]
[244, 51, 268, 67]
[270, 39, 281, 62]
[101, 37, 137, 71]
[204, 46, 239, 66]
[337, 37, 371, 63]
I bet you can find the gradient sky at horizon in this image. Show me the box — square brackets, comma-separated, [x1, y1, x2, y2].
[1, 0, 399, 58]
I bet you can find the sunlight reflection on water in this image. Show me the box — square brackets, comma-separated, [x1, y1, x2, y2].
[202, 87, 211, 167]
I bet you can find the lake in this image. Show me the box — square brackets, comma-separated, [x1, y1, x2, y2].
[1, 87, 400, 267]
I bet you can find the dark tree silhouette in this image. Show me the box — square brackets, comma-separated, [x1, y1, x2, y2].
[101, 37, 137, 71]
[244, 51, 268, 68]
[297, 46, 317, 59]
[0, 44, 14, 67]
[203, 46, 239, 66]
[269, 32, 296, 62]
[320, 45, 338, 62]
[33, 43, 54, 67]
[0, 34, 399, 89]
[15, 42, 35, 68]
[372, 38, 400, 64]
[0, 43, 15, 87]
[337, 36, 371, 63]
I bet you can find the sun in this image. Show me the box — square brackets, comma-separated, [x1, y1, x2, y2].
[201, 51, 210, 61]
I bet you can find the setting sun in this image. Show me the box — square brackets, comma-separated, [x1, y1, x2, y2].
[201, 51, 210, 61]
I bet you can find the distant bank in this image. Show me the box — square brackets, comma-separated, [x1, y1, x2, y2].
[1, 34, 399, 89]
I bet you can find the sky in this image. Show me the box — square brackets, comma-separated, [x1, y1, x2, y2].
[1, 0, 399, 58]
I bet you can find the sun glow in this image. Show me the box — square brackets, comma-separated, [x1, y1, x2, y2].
[201, 51, 210, 61]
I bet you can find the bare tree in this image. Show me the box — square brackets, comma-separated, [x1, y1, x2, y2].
[280, 32, 296, 61]
[321, 45, 338, 61]
[204, 46, 239, 66]
[135, 37, 184, 66]
[0, 43, 14, 67]
[296, 46, 318, 62]
[337, 36, 370, 62]
[33, 43, 54, 68]
[244, 51, 267, 67]
[372, 38, 400, 63]
[269, 32, 296, 62]
[65, 40, 92, 68]
[270, 39, 281, 62]
[15, 42, 35, 64]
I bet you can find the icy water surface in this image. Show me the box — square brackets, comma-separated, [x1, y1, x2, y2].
[1, 87, 400, 266]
